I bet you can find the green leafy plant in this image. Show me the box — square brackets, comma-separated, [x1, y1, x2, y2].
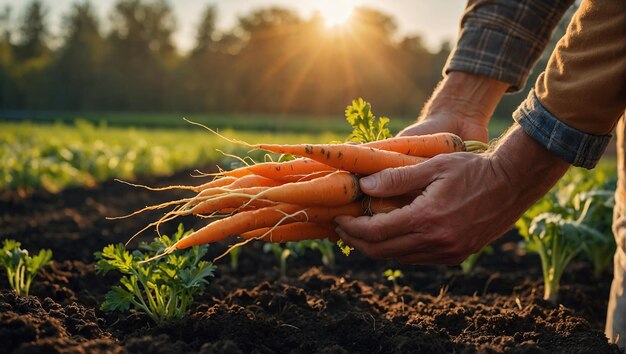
[460, 245, 494, 274]
[383, 269, 404, 291]
[345, 98, 392, 143]
[516, 167, 615, 303]
[0, 239, 53, 297]
[95, 225, 216, 324]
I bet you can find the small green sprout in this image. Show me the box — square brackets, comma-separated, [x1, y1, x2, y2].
[345, 98, 392, 143]
[460, 245, 494, 274]
[229, 246, 242, 272]
[95, 225, 216, 324]
[299, 239, 336, 269]
[263, 243, 295, 278]
[383, 269, 404, 291]
[0, 239, 53, 297]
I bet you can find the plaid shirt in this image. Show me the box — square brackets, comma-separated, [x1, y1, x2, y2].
[446, 0, 617, 168]
[446, 0, 574, 92]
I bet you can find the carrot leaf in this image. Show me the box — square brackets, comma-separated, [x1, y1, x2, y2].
[345, 98, 392, 143]
[95, 225, 216, 324]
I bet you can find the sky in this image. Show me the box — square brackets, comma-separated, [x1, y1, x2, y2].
[1, 0, 466, 53]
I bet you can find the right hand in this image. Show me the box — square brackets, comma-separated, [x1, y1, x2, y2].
[397, 72, 509, 143]
[397, 112, 489, 142]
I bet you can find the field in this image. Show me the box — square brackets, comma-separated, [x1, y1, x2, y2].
[0, 117, 622, 353]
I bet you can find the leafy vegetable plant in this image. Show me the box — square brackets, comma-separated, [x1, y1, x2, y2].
[516, 167, 615, 303]
[383, 269, 404, 291]
[95, 225, 216, 324]
[0, 239, 53, 297]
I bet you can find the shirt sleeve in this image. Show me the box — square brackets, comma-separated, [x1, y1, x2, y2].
[445, 0, 574, 92]
[514, 0, 626, 169]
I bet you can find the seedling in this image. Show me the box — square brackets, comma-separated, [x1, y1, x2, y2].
[0, 239, 53, 297]
[229, 246, 242, 272]
[263, 243, 295, 278]
[95, 225, 215, 324]
[299, 239, 336, 269]
[460, 245, 494, 274]
[383, 269, 404, 291]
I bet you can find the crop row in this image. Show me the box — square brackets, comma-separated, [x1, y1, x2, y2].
[0, 120, 340, 192]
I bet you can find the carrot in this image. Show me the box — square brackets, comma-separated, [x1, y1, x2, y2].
[193, 176, 238, 192]
[363, 133, 464, 157]
[220, 158, 336, 182]
[240, 222, 339, 243]
[248, 143, 427, 175]
[174, 197, 409, 249]
[184, 171, 358, 216]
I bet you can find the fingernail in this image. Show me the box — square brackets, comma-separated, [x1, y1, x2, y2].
[360, 176, 376, 190]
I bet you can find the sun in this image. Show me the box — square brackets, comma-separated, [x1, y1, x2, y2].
[315, 0, 355, 28]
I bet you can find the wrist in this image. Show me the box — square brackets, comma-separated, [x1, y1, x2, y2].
[423, 71, 509, 126]
[490, 125, 569, 205]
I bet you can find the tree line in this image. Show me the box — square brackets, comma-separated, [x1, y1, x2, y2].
[0, 0, 561, 118]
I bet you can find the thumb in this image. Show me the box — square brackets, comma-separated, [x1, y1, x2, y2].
[359, 164, 435, 198]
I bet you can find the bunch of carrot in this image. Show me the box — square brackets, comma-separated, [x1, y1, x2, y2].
[116, 128, 486, 260]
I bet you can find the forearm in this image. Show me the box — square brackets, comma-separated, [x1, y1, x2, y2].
[398, 72, 508, 141]
[422, 71, 509, 126]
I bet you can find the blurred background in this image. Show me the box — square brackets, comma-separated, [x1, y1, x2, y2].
[0, 0, 572, 123]
[0, 0, 573, 192]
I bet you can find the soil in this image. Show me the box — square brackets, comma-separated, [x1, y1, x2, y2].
[0, 169, 623, 353]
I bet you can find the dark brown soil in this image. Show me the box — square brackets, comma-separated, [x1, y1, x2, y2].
[0, 170, 623, 353]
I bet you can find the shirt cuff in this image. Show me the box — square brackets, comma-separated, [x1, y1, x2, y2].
[512, 90, 612, 169]
[445, 27, 540, 92]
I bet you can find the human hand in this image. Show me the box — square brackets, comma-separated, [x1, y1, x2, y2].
[334, 126, 569, 265]
[398, 72, 509, 143]
[397, 111, 490, 143]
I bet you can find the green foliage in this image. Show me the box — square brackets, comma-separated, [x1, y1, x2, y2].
[345, 98, 392, 143]
[383, 269, 404, 291]
[460, 245, 494, 274]
[94, 225, 216, 324]
[262, 240, 338, 276]
[516, 165, 616, 303]
[0, 239, 52, 296]
[298, 239, 336, 269]
[0, 121, 339, 192]
[228, 246, 242, 272]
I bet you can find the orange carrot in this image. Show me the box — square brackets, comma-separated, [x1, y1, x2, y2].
[185, 171, 359, 216]
[174, 197, 409, 249]
[249, 143, 427, 175]
[363, 133, 464, 157]
[221, 158, 336, 181]
[240, 222, 339, 243]
[194, 176, 238, 192]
